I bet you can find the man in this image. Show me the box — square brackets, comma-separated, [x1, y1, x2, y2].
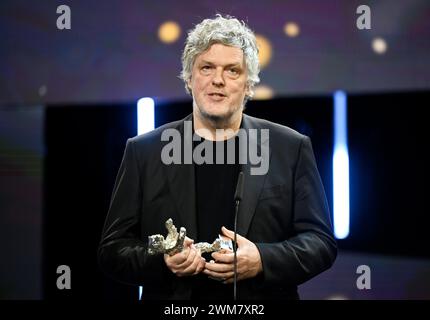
[98, 15, 337, 300]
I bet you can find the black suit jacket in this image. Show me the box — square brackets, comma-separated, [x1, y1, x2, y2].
[98, 113, 337, 300]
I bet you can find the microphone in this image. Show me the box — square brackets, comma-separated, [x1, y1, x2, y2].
[233, 171, 244, 300]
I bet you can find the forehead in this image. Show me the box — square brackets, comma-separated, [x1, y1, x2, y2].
[195, 43, 245, 66]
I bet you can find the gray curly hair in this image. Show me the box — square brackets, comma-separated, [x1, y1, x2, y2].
[180, 14, 260, 100]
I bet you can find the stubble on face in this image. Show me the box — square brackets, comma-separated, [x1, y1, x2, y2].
[188, 44, 250, 131]
[194, 99, 242, 129]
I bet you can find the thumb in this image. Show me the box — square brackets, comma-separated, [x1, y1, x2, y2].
[184, 236, 194, 247]
[221, 226, 247, 245]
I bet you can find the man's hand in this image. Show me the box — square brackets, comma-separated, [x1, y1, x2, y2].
[203, 227, 263, 284]
[164, 237, 206, 277]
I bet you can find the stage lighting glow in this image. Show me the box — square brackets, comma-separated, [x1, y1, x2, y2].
[372, 37, 387, 54]
[137, 97, 155, 135]
[284, 22, 300, 37]
[255, 34, 272, 69]
[158, 21, 181, 44]
[253, 85, 275, 100]
[333, 90, 350, 239]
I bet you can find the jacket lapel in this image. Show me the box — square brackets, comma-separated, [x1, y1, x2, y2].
[163, 114, 198, 240]
[237, 114, 271, 237]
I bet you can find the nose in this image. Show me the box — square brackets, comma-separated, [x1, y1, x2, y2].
[212, 68, 225, 87]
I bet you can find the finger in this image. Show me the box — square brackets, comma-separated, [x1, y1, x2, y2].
[177, 247, 197, 269]
[181, 251, 203, 276]
[184, 237, 194, 247]
[223, 275, 234, 284]
[168, 246, 190, 265]
[204, 261, 233, 273]
[223, 277, 234, 284]
[203, 260, 226, 279]
[223, 272, 245, 284]
[191, 255, 206, 275]
[164, 254, 173, 267]
[220, 226, 234, 240]
[221, 226, 247, 245]
[211, 251, 234, 263]
[164, 253, 183, 269]
[193, 257, 206, 275]
[218, 248, 233, 254]
[203, 268, 234, 280]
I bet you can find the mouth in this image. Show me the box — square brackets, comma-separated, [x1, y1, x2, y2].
[207, 93, 227, 101]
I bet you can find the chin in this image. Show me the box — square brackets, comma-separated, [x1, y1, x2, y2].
[200, 105, 230, 120]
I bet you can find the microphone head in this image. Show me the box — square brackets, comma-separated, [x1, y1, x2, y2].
[234, 172, 244, 201]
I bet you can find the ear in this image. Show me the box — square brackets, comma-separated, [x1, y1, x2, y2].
[245, 83, 252, 98]
[186, 78, 192, 92]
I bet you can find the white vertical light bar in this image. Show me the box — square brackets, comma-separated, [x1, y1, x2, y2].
[137, 97, 155, 300]
[333, 90, 350, 239]
[139, 286, 143, 301]
[137, 97, 155, 135]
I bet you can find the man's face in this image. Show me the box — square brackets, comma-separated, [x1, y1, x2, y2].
[187, 43, 250, 123]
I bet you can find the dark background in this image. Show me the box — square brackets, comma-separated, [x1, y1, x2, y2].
[43, 92, 429, 299]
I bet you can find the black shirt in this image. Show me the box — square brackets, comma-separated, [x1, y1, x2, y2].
[191, 133, 240, 300]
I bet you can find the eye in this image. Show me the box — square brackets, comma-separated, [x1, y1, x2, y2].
[200, 65, 213, 75]
[228, 68, 239, 75]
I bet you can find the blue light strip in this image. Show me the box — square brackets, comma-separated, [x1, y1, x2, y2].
[333, 90, 350, 239]
[137, 97, 155, 300]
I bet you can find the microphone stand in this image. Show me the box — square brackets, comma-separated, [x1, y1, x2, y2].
[233, 172, 244, 301]
[233, 198, 239, 300]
